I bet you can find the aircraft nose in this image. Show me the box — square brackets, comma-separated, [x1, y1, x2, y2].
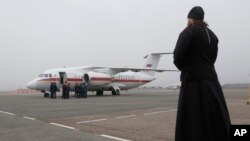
[26, 80, 37, 89]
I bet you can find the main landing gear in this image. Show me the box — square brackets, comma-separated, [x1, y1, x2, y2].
[96, 90, 104, 96]
[112, 88, 120, 95]
[42, 91, 50, 98]
[95, 87, 121, 96]
[44, 93, 50, 98]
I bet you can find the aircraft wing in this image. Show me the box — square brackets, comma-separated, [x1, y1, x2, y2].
[89, 66, 178, 72]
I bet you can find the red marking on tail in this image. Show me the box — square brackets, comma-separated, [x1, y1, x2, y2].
[146, 64, 152, 67]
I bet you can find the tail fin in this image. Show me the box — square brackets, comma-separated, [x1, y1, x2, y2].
[142, 53, 172, 76]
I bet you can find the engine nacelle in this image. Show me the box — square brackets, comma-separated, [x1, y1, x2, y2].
[83, 72, 112, 86]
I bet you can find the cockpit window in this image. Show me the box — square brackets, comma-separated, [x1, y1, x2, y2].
[39, 73, 52, 77]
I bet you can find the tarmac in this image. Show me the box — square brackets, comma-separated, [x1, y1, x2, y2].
[0, 88, 249, 141]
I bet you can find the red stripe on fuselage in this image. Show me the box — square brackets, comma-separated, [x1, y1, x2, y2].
[38, 77, 151, 83]
[91, 77, 112, 81]
[38, 78, 82, 82]
[113, 80, 151, 83]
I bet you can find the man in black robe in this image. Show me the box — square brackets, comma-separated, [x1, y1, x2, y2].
[174, 6, 231, 141]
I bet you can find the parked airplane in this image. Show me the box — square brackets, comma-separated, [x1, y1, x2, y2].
[26, 53, 176, 97]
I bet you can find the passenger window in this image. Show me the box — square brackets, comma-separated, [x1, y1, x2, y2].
[45, 74, 48, 77]
[49, 74, 52, 77]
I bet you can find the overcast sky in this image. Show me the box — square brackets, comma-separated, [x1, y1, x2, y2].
[0, 0, 250, 91]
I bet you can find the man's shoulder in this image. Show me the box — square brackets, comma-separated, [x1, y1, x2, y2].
[182, 26, 193, 32]
[179, 26, 193, 37]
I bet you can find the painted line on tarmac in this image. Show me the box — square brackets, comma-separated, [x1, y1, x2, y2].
[77, 118, 107, 124]
[155, 106, 177, 110]
[0, 110, 15, 116]
[101, 134, 132, 141]
[144, 109, 177, 116]
[23, 116, 36, 120]
[50, 123, 76, 130]
[116, 115, 136, 119]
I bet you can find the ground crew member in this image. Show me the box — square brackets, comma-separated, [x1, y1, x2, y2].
[76, 84, 81, 98]
[79, 83, 84, 98]
[75, 83, 79, 98]
[52, 82, 57, 99]
[50, 82, 53, 99]
[66, 82, 70, 99]
[174, 6, 231, 141]
[62, 81, 68, 99]
[49, 82, 57, 99]
[83, 83, 88, 98]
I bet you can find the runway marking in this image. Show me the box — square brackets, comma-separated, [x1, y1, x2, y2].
[23, 116, 36, 120]
[116, 115, 136, 119]
[50, 123, 76, 130]
[77, 118, 107, 124]
[0, 110, 15, 116]
[155, 106, 177, 110]
[144, 109, 177, 116]
[101, 134, 132, 141]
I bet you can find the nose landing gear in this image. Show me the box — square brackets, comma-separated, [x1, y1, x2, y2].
[111, 87, 120, 95]
[44, 93, 50, 98]
[42, 91, 50, 98]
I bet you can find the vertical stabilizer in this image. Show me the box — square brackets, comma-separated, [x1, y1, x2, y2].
[142, 53, 172, 76]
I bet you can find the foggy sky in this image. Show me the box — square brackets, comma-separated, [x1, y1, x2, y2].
[0, 0, 250, 91]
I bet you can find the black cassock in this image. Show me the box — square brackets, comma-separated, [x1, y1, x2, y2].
[174, 24, 231, 141]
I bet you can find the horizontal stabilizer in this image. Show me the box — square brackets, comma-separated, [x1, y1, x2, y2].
[110, 67, 178, 72]
[144, 52, 173, 59]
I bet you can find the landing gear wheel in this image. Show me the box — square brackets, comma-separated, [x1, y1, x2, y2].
[96, 90, 104, 96]
[44, 93, 49, 98]
[116, 90, 120, 95]
[112, 89, 116, 95]
[112, 89, 120, 95]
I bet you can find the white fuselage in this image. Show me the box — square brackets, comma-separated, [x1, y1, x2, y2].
[26, 52, 171, 95]
[26, 66, 155, 92]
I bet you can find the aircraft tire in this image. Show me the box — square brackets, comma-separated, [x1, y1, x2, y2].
[112, 89, 120, 95]
[44, 93, 49, 98]
[116, 90, 120, 95]
[96, 90, 103, 96]
[112, 89, 116, 95]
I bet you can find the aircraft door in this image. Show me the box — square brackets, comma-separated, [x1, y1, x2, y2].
[59, 72, 67, 84]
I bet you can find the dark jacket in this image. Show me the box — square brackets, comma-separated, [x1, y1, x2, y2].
[53, 83, 57, 92]
[174, 24, 231, 141]
[174, 24, 218, 81]
[50, 83, 57, 93]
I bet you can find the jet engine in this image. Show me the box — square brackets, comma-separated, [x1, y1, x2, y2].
[83, 72, 112, 86]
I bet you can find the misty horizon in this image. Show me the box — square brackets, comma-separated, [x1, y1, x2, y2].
[0, 0, 250, 91]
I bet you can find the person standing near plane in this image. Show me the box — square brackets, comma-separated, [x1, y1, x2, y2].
[52, 82, 57, 99]
[50, 82, 53, 99]
[83, 82, 88, 98]
[79, 83, 84, 98]
[62, 81, 68, 99]
[76, 84, 81, 98]
[174, 6, 231, 141]
[66, 82, 70, 99]
[49, 82, 57, 99]
[75, 83, 79, 98]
